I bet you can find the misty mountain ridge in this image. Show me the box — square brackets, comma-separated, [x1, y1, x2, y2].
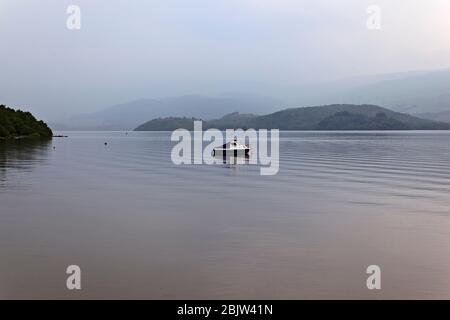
[51, 68, 450, 130]
[288, 68, 450, 115]
[416, 110, 450, 123]
[52, 94, 283, 131]
[134, 104, 450, 131]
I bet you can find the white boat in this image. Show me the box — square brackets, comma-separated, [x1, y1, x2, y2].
[213, 137, 250, 156]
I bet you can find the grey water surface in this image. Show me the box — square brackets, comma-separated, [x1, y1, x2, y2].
[1, 131, 450, 299]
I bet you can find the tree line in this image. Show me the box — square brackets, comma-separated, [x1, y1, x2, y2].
[0, 105, 53, 138]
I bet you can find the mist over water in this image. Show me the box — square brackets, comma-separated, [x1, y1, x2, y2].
[1, 131, 450, 299]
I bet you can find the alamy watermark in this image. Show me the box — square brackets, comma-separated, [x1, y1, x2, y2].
[366, 5, 381, 30]
[171, 121, 279, 175]
[66, 5, 81, 30]
[65, 4, 382, 32]
[66, 265, 81, 290]
[366, 265, 381, 290]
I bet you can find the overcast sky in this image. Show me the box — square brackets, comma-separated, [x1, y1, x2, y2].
[1, 0, 450, 120]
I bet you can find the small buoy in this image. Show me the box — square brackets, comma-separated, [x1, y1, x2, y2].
[53, 146, 56, 150]
[104, 142, 108, 146]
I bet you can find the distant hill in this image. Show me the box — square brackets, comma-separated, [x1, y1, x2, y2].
[0, 105, 53, 139]
[289, 69, 450, 114]
[134, 117, 202, 131]
[316, 111, 409, 130]
[206, 112, 257, 129]
[50, 69, 450, 130]
[338, 70, 450, 114]
[52, 94, 283, 131]
[134, 104, 450, 131]
[135, 112, 258, 131]
[415, 110, 450, 123]
[49, 68, 450, 130]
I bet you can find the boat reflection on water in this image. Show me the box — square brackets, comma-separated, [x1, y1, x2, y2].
[214, 153, 250, 166]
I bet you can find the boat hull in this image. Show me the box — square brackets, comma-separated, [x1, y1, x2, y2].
[213, 149, 250, 157]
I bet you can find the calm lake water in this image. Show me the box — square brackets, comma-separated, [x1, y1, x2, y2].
[1, 131, 450, 299]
